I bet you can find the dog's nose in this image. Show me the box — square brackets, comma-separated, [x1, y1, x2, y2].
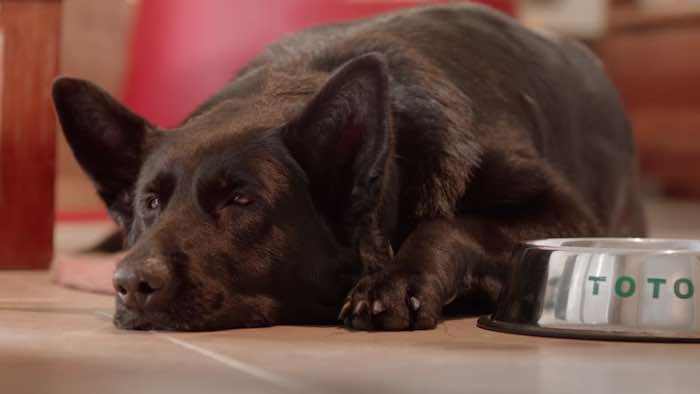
[113, 258, 171, 310]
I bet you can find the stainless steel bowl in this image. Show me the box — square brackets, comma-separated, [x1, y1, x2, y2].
[478, 238, 700, 342]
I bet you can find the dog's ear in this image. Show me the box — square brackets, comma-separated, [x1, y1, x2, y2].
[284, 53, 396, 271]
[52, 77, 152, 229]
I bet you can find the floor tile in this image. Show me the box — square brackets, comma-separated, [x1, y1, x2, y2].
[1, 198, 699, 393]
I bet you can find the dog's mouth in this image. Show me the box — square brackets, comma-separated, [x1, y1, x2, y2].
[112, 296, 221, 331]
[113, 305, 187, 331]
[112, 299, 271, 331]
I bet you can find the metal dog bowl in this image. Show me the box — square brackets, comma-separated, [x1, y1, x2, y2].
[478, 238, 700, 342]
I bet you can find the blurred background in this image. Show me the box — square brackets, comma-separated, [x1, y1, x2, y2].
[1, 0, 699, 268]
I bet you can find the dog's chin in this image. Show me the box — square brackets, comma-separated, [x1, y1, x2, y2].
[113, 308, 188, 331]
[112, 304, 270, 332]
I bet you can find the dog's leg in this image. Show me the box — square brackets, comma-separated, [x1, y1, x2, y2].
[82, 230, 126, 254]
[340, 218, 488, 330]
[340, 185, 602, 331]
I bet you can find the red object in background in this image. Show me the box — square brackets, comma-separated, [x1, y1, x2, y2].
[0, 2, 61, 268]
[123, 0, 514, 127]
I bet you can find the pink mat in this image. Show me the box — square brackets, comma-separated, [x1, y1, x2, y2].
[52, 252, 124, 295]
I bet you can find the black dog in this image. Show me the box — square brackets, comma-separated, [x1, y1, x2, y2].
[52, 4, 646, 331]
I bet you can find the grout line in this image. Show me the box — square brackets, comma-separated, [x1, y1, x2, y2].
[95, 311, 113, 319]
[94, 310, 301, 390]
[156, 333, 302, 391]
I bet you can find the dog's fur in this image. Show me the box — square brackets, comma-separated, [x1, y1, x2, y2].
[52, 4, 646, 331]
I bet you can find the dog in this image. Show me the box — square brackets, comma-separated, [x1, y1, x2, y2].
[52, 4, 646, 331]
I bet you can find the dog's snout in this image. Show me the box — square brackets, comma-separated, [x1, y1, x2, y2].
[113, 257, 171, 310]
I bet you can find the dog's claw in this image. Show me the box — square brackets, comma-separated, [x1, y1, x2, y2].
[338, 301, 352, 320]
[372, 300, 385, 315]
[409, 296, 421, 311]
[353, 300, 369, 316]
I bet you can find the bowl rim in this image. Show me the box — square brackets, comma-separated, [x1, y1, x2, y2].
[477, 315, 700, 343]
[523, 237, 700, 255]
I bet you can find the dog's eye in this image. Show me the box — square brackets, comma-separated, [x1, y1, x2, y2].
[146, 195, 161, 210]
[229, 194, 251, 206]
[218, 193, 252, 210]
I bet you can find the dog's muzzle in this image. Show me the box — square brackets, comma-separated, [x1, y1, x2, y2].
[113, 256, 173, 311]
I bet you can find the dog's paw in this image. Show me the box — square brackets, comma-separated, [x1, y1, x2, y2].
[338, 270, 441, 331]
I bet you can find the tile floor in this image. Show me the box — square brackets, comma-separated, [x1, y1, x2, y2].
[2, 197, 700, 394]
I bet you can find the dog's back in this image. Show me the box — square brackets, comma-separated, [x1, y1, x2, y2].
[201, 4, 645, 237]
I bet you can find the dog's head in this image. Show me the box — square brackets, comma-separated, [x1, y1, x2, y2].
[53, 53, 398, 330]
